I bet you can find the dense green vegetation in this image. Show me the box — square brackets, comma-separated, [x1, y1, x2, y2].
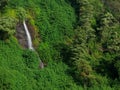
[0, 0, 120, 90]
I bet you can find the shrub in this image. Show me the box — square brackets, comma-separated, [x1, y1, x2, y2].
[0, 0, 8, 9]
[0, 17, 16, 40]
[22, 50, 39, 69]
[0, 67, 30, 90]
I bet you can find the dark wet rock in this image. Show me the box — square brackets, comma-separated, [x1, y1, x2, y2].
[16, 22, 28, 49]
[15, 21, 37, 49]
[26, 22, 35, 40]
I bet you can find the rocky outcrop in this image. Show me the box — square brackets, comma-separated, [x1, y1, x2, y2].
[15, 21, 39, 49]
[16, 22, 28, 48]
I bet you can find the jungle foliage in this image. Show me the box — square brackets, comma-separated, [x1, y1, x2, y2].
[0, 0, 120, 90]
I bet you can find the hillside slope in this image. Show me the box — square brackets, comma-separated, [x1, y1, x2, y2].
[0, 0, 120, 90]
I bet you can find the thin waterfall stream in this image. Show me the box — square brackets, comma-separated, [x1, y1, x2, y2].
[23, 20, 44, 68]
[23, 21, 34, 50]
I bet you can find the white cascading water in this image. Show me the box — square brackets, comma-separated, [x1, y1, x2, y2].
[23, 21, 34, 50]
[23, 20, 44, 68]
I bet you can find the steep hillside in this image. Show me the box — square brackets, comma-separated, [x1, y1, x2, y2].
[0, 0, 120, 90]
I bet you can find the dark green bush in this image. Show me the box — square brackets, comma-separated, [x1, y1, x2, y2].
[0, 17, 16, 40]
[22, 50, 39, 69]
[0, 67, 30, 90]
[0, 0, 8, 9]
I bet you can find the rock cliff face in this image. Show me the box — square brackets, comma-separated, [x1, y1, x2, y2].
[15, 21, 38, 49]
[16, 22, 33, 49]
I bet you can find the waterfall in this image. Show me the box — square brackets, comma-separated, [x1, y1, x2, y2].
[23, 20, 44, 68]
[23, 21, 34, 50]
